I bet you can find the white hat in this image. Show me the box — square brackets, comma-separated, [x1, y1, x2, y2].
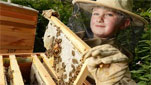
[72, 0, 148, 26]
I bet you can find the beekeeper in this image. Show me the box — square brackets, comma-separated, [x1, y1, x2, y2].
[71, 0, 148, 85]
[43, 0, 148, 84]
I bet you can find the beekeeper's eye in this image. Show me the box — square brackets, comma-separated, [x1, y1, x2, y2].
[107, 13, 113, 16]
[105, 12, 114, 17]
[92, 12, 99, 16]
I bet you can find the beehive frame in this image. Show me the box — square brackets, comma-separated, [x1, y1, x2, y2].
[43, 10, 91, 85]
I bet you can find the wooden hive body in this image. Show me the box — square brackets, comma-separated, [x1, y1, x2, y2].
[0, 1, 38, 53]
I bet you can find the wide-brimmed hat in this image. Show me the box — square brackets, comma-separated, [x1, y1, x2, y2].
[72, 0, 148, 26]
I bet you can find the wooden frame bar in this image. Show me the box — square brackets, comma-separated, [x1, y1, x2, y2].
[9, 55, 24, 85]
[40, 53, 59, 81]
[0, 15, 36, 25]
[73, 62, 89, 85]
[32, 54, 56, 85]
[0, 55, 6, 85]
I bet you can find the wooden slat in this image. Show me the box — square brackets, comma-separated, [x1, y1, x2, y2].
[0, 34, 34, 44]
[40, 53, 59, 81]
[0, 10, 37, 21]
[40, 53, 54, 66]
[0, 20, 36, 28]
[0, 35, 34, 46]
[0, 16, 36, 25]
[3, 57, 32, 64]
[9, 55, 24, 85]
[83, 80, 91, 85]
[0, 25, 35, 33]
[32, 55, 56, 85]
[73, 62, 89, 85]
[30, 63, 45, 84]
[0, 55, 6, 85]
[50, 16, 90, 53]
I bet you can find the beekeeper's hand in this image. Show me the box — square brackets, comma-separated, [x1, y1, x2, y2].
[83, 44, 128, 64]
[83, 44, 129, 85]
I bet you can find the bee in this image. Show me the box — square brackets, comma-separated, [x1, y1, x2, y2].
[58, 39, 62, 43]
[56, 31, 60, 37]
[72, 58, 78, 64]
[72, 50, 75, 56]
[62, 62, 66, 68]
[69, 71, 72, 77]
[54, 25, 57, 27]
[71, 64, 75, 71]
[63, 74, 67, 79]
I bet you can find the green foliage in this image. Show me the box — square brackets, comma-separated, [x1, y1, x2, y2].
[129, 0, 151, 84]
[130, 25, 151, 84]
[133, 0, 151, 22]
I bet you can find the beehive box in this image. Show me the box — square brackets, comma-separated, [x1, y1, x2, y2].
[0, 1, 38, 53]
[43, 10, 91, 85]
[0, 53, 56, 85]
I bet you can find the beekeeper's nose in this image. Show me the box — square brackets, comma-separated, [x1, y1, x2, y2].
[97, 14, 104, 23]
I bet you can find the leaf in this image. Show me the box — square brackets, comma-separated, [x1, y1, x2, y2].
[140, 64, 150, 70]
[131, 70, 144, 74]
[141, 55, 150, 60]
[137, 49, 149, 53]
[144, 74, 151, 79]
[138, 81, 147, 85]
[139, 77, 149, 81]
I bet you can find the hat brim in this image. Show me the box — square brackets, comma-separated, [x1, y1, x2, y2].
[73, 0, 148, 26]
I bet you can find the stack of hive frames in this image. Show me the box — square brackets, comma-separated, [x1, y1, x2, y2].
[0, 53, 56, 85]
[44, 16, 91, 85]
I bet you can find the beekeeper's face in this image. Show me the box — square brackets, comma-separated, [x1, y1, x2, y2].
[90, 7, 125, 38]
